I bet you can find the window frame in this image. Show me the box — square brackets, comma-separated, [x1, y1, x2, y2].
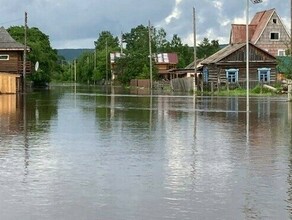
[0, 54, 9, 60]
[257, 68, 271, 83]
[202, 66, 209, 83]
[225, 68, 239, 83]
[270, 32, 280, 41]
[278, 49, 286, 56]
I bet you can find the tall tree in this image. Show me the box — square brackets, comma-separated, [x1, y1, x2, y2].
[115, 25, 156, 83]
[8, 26, 59, 86]
[197, 37, 220, 59]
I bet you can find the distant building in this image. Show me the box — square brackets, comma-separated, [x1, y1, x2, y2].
[154, 53, 178, 80]
[110, 52, 179, 81]
[230, 8, 290, 56]
[110, 52, 124, 80]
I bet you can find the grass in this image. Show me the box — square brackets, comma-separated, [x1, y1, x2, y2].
[197, 85, 280, 96]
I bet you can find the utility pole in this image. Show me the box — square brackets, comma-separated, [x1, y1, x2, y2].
[106, 39, 108, 84]
[148, 20, 153, 89]
[120, 31, 123, 54]
[289, 0, 292, 101]
[74, 59, 77, 82]
[23, 12, 27, 92]
[193, 7, 197, 93]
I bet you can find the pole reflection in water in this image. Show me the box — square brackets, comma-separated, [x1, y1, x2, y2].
[110, 86, 115, 119]
[22, 93, 30, 179]
[149, 89, 153, 133]
[287, 102, 292, 217]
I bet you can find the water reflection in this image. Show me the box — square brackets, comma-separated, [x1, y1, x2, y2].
[0, 86, 292, 219]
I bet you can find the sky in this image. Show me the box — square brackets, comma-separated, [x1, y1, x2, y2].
[0, 0, 290, 49]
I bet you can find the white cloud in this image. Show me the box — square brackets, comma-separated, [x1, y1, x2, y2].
[1, 0, 290, 48]
[164, 0, 183, 24]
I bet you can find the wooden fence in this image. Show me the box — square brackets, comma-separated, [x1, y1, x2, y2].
[170, 78, 193, 92]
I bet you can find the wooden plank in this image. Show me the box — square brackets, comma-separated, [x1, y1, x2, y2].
[0, 95, 16, 115]
[0, 73, 20, 94]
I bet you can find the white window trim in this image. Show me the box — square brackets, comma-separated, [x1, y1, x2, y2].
[0, 54, 9, 60]
[225, 68, 239, 83]
[278, 49, 286, 56]
[203, 66, 209, 83]
[270, 32, 280, 41]
[257, 68, 271, 83]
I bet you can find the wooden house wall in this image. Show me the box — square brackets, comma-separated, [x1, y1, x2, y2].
[0, 94, 17, 115]
[0, 73, 20, 94]
[156, 63, 176, 73]
[0, 51, 22, 74]
[207, 64, 276, 84]
[255, 13, 290, 56]
[205, 44, 277, 87]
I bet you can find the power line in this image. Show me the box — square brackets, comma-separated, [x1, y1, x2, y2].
[0, 18, 22, 26]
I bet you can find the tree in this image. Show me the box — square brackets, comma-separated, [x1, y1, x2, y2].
[8, 26, 59, 86]
[197, 37, 220, 59]
[153, 28, 167, 53]
[277, 57, 292, 79]
[114, 25, 155, 84]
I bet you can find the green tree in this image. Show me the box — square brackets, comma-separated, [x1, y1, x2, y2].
[75, 31, 119, 84]
[197, 37, 220, 59]
[8, 26, 59, 86]
[277, 57, 292, 79]
[153, 28, 167, 53]
[114, 25, 156, 84]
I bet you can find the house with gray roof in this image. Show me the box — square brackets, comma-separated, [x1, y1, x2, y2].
[200, 42, 277, 89]
[0, 27, 31, 93]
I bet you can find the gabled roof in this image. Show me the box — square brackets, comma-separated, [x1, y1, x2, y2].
[230, 8, 277, 44]
[230, 24, 257, 44]
[201, 43, 276, 65]
[0, 26, 26, 50]
[250, 8, 275, 43]
[201, 43, 245, 65]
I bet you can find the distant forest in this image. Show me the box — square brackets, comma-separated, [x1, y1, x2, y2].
[57, 48, 94, 61]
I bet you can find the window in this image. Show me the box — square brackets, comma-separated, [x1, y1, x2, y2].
[258, 68, 271, 83]
[270, 32, 279, 40]
[225, 69, 239, 83]
[278, 49, 286, 56]
[272, 18, 277, 24]
[0, 55, 9, 60]
[202, 66, 209, 83]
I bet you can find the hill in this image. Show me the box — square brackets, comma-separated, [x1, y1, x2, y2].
[57, 48, 94, 61]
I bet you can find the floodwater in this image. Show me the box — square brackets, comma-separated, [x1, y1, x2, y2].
[0, 85, 292, 220]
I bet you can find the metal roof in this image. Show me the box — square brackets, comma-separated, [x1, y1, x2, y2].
[155, 53, 178, 64]
[230, 9, 275, 44]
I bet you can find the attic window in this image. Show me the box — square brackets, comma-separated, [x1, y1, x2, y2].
[0, 55, 9, 60]
[270, 32, 279, 40]
[272, 19, 277, 24]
